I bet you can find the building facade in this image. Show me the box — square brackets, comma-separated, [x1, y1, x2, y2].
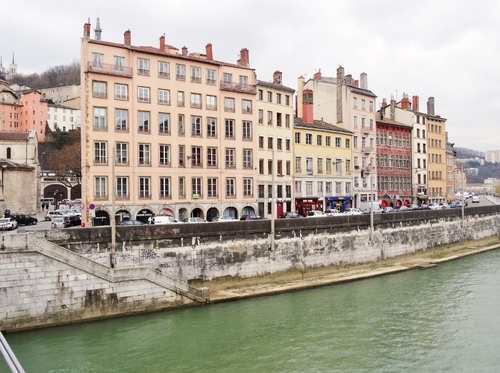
[80, 22, 258, 225]
[256, 71, 295, 218]
[426, 97, 447, 204]
[47, 103, 81, 132]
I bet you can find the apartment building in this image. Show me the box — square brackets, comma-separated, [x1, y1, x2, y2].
[256, 71, 295, 218]
[299, 67, 377, 208]
[80, 22, 258, 224]
[47, 103, 80, 132]
[446, 140, 456, 201]
[40, 84, 80, 106]
[426, 97, 447, 204]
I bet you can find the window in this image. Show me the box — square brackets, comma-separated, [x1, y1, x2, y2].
[353, 136, 358, 148]
[116, 143, 128, 164]
[335, 159, 342, 176]
[178, 114, 185, 135]
[354, 116, 358, 127]
[179, 145, 185, 167]
[242, 99, 252, 113]
[191, 147, 202, 167]
[158, 113, 170, 134]
[223, 73, 232, 83]
[295, 181, 302, 193]
[258, 89, 263, 100]
[243, 178, 252, 197]
[206, 95, 217, 110]
[93, 107, 107, 130]
[159, 144, 170, 166]
[286, 138, 291, 151]
[306, 157, 313, 175]
[138, 111, 150, 133]
[345, 138, 350, 148]
[226, 178, 235, 197]
[226, 148, 235, 168]
[115, 84, 128, 100]
[277, 138, 282, 150]
[177, 91, 185, 107]
[276, 113, 282, 127]
[243, 149, 252, 168]
[94, 176, 107, 199]
[326, 158, 332, 173]
[206, 69, 216, 84]
[317, 135, 322, 146]
[158, 61, 170, 78]
[317, 158, 323, 173]
[192, 177, 202, 197]
[138, 87, 150, 102]
[191, 116, 201, 136]
[139, 177, 151, 198]
[138, 58, 150, 75]
[325, 136, 331, 147]
[267, 136, 273, 149]
[176, 64, 186, 80]
[190, 66, 201, 83]
[224, 97, 235, 112]
[286, 161, 291, 176]
[259, 135, 264, 149]
[361, 99, 366, 110]
[190, 93, 202, 108]
[369, 100, 374, 112]
[345, 159, 351, 174]
[159, 177, 171, 198]
[138, 144, 150, 165]
[267, 111, 273, 125]
[207, 117, 217, 137]
[276, 93, 282, 104]
[259, 159, 264, 174]
[94, 141, 107, 164]
[258, 109, 264, 124]
[305, 133, 312, 145]
[361, 117, 366, 128]
[208, 177, 218, 198]
[267, 91, 272, 102]
[116, 177, 128, 198]
[268, 160, 273, 175]
[335, 137, 341, 148]
[295, 133, 301, 144]
[285, 114, 290, 128]
[207, 147, 217, 167]
[115, 109, 128, 131]
[93, 81, 106, 98]
[353, 97, 358, 108]
[306, 181, 313, 196]
[242, 120, 252, 140]
[158, 89, 170, 105]
[179, 177, 185, 198]
[91, 52, 104, 68]
[239, 75, 248, 85]
[225, 119, 235, 139]
[295, 156, 301, 172]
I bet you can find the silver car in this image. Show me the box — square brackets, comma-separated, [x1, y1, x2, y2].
[51, 217, 67, 229]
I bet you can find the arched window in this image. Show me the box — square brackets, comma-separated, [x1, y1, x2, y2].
[6, 147, 11, 159]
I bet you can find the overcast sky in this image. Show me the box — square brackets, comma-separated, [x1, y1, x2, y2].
[3, 0, 499, 152]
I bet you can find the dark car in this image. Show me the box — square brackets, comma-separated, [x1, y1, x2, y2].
[120, 220, 145, 226]
[10, 213, 38, 226]
[240, 214, 265, 221]
[280, 211, 301, 219]
[65, 214, 82, 227]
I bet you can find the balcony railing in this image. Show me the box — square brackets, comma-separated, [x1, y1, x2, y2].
[220, 81, 257, 94]
[87, 62, 133, 77]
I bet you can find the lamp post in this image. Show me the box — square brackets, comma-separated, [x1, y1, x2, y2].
[1, 164, 6, 196]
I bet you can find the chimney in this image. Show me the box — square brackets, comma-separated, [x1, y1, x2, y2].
[313, 69, 322, 80]
[401, 93, 410, 110]
[427, 97, 435, 116]
[336, 66, 344, 125]
[124, 30, 131, 46]
[412, 95, 419, 112]
[303, 89, 314, 124]
[360, 72, 368, 89]
[354, 80, 359, 88]
[159, 35, 165, 51]
[381, 98, 388, 108]
[205, 43, 213, 61]
[237, 48, 249, 67]
[390, 98, 396, 120]
[182, 46, 188, 56]
[273, 71, 282, 84]
[297, 76, 304, 119]
[83, 20, 91, 40]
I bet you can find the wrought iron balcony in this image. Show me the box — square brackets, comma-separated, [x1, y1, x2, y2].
[87, 62, 133, 77]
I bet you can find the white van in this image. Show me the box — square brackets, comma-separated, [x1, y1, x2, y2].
[154, 216, 180, 225]
[40, 197, 56, 206]
[359, 201, 384, 213]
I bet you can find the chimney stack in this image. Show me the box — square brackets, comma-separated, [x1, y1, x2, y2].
[412, 95, 419, 112]
[354, 80, 359, 88]
[237, 48, 250, 67]
[390, 99, 396, 120]
[273, 71, 282, 84]
[336, 66, 344, 125]
[297, 76, 305, 119]
[124, 30, 131, 46]
[360, 72, 368, 89]
[182, 46, 188, 56]
[303, 89, 314, 124]
[427, 97, 435, 116]
[205, 43, 213, 61]
[313, 69, 322, 80]
[381, 98, 388, 108]
[401, 93, 410, 110]
[160, 35, 165, 51]
[84, 20, 91, 40]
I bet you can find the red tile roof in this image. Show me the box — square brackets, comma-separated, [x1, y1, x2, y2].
[0, 130, 33, 141]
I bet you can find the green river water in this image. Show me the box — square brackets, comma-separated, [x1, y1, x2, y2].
[2, 249, 500, 373]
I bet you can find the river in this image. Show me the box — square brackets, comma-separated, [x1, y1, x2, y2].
[2, 250, 500, 373]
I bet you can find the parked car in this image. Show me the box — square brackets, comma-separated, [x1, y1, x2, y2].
[154, 216, 180, 224]
[418, 204, 431, 210]
[382, 207, 396, 213]
[429, 203, 444, 210]
[324, 209, 342, 216]
[472, 195, 480, 203]
[183, 217, 207, 223]
[307, 210, 326, 217]
[64, 214, 81, 227]
[211, 216, 236, 222]
[343, 208, 363, 215]
[240, 214, 265, 221]
[10, 213, 38, 225]
[280, 211, 301, 219]
[0, 217, 18, 230]
[51, 217, 67, 229]
[44, 210, 67, 221]
[395, 206, 411, 212]
[120, 220, 145, 226]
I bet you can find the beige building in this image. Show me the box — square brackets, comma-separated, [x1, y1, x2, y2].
[256, 71, 295, 218]
[80, 21, 258, 224]
[426, 97, 447, 204]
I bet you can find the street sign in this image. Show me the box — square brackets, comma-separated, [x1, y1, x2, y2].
[89, 203, 95, 210]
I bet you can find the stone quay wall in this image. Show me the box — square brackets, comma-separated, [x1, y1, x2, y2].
[1, 206, 499, 331]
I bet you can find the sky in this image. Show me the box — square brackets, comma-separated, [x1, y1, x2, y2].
[3, 0, 500, 152]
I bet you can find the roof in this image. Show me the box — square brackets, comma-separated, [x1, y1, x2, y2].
[88, 39, 255, 71]
[0, 159, 34, 171]
[294, 117, 354, 135]
[376, 112, 413, 129]
[347, 85, 377, 98]
[0, 130, 36, 141]
[256, 80, 295, 93]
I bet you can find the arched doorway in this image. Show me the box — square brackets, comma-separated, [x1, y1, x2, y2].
[116, 209, 131, 225]
[207, 207, 219, 222]
[159, 207, 174, 217]
[191, 207, 204, 218]
[223, 207, 238, 219]
[94, 210, 110, 226]
[44, 184, 67, 206]
[136, 208, 154, 224]
[178, 208, 188, 222]
[241, 206, 255, 215]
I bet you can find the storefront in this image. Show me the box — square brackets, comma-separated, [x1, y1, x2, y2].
[325, 196, 353, 213]
[295, 198, 321, 217]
